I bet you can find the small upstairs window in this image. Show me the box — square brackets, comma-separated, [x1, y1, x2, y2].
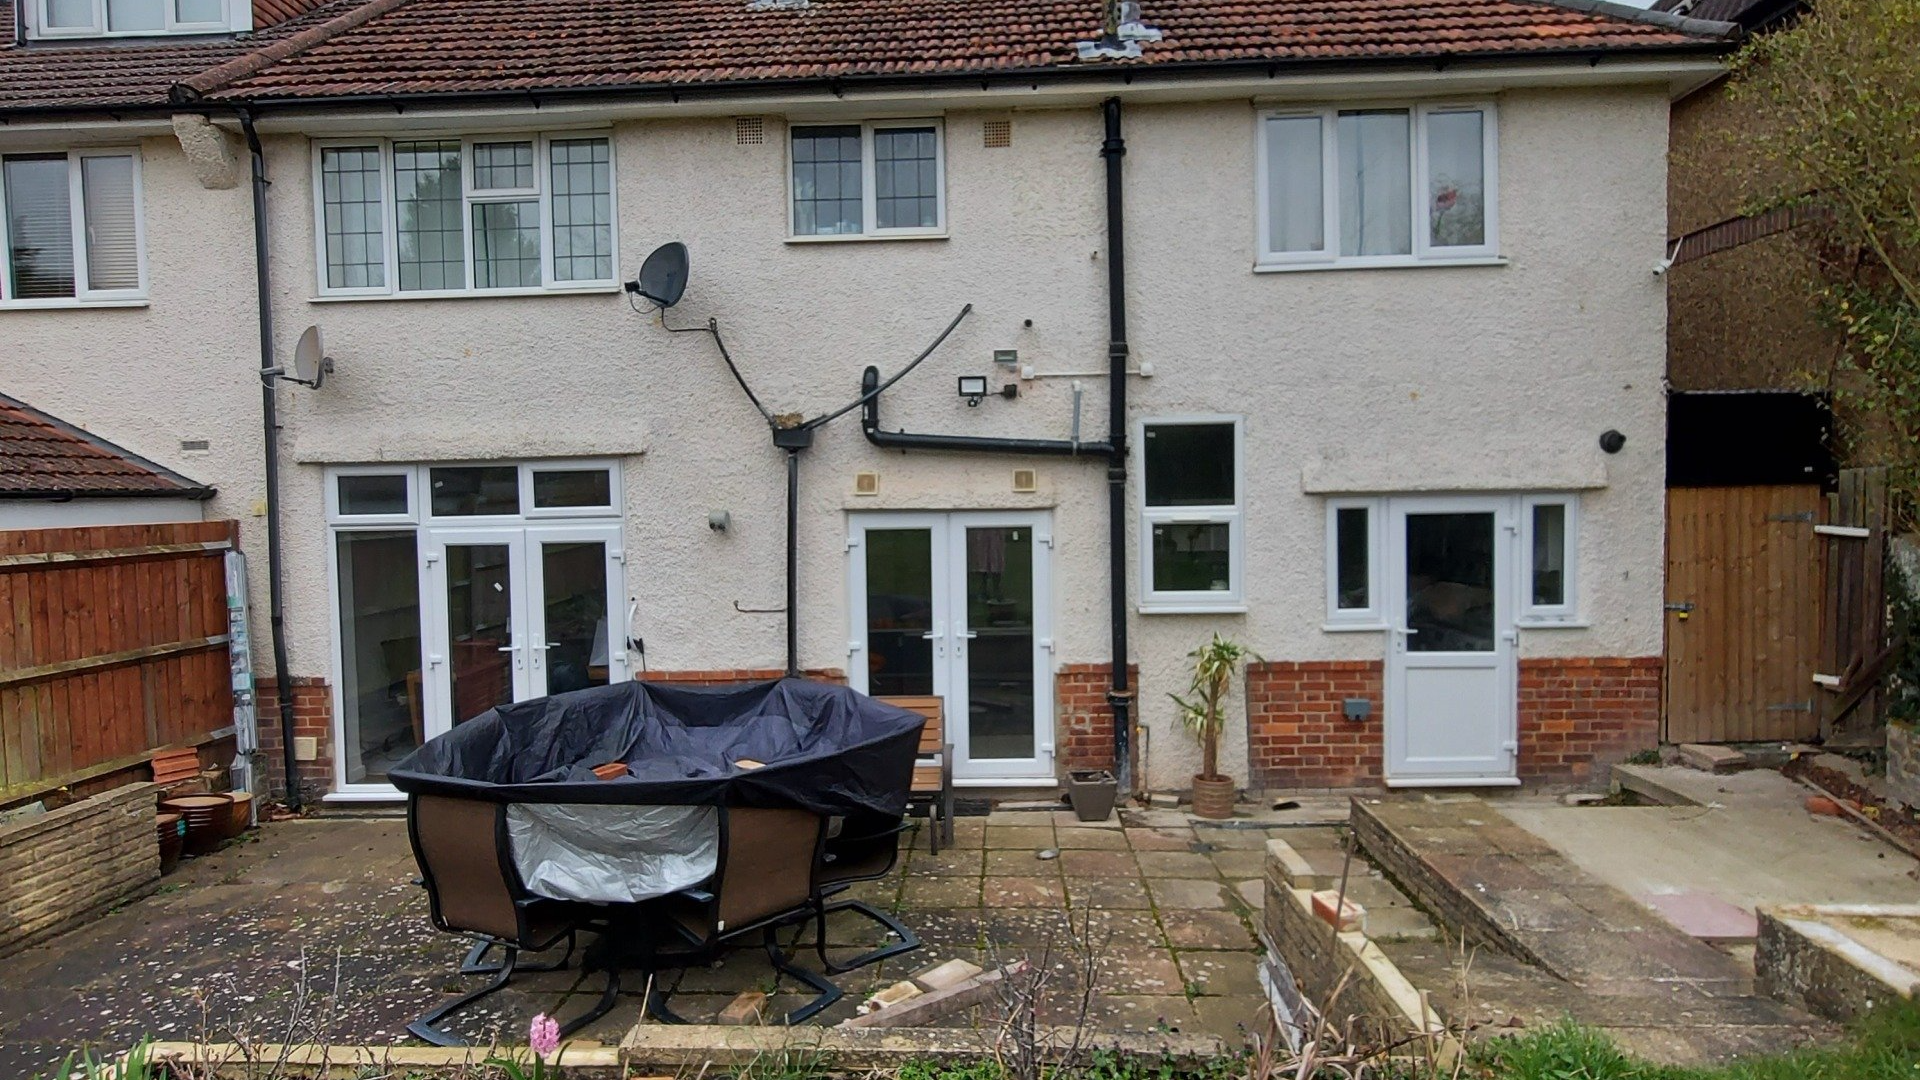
[789, 120, 945, 239]
[30, 0, 246, 37]
[2, 150, 145, 307]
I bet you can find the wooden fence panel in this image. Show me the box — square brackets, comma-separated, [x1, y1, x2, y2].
[1665, 485, 1823, 743]
[0, 520, 240, 805]
[1819, 467, 1890, 746]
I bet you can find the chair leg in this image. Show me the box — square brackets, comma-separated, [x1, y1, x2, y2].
[556, 966, 622, 1039]
[409, 947, 520, 1047]
[762, 928, 844, 1025]
[643, 978, 692, 1025]
[461, 931, 573, 975]
[927, 801, 941, 855]
[941, 787, 956, 849]
[812, 899, 921, 975]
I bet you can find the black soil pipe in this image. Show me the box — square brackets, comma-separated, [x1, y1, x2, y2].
[1100, 97, 1134, 799]
[240, 112, 302, 811]
[785, 448, 800, 676]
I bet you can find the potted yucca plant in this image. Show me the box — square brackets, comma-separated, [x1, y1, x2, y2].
[1169, 633, 1255, 819]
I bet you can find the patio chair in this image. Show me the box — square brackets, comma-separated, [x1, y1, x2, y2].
[405, 794, 620, 1047]
[804, 809, 921, 975]
[633, 806, 845, 1025]
[879, 695, 955, 853]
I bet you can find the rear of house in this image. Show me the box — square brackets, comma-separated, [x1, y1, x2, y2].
[0, 0, 1737, 803]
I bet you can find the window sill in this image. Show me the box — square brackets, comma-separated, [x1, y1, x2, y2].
[1516, 617, 1590, 630]
[1322, 621, 1389, 633]
[784, 233, 949, 245]
[1253, 255, 1508, 274]
[308, 285, 620, 303]
[1, 298, 150, 311]
[1139, 602, 1248, 616]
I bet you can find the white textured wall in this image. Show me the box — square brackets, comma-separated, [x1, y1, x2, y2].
[2, 85, 1671, 792]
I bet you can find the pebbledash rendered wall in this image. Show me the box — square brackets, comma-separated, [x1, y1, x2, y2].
[4, 75, 1676, 796]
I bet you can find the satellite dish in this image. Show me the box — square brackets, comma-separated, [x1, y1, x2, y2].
[635, 242, 689, 309]
[289, 325, 331, 389]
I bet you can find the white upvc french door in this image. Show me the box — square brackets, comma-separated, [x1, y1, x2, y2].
[847, 511, 1055, 783]
[1384, 495, 1519, 785]
[422, 524, 627, 740]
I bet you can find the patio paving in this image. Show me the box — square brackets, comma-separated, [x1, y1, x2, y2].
[0, 808, 1281, 1077]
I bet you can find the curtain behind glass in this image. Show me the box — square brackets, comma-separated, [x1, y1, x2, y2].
[1338, 110, 1411, 257]
[1264, 115, 1324, 254]
[81, 155, 140, 291]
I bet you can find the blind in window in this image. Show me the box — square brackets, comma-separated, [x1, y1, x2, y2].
[4, 155, 76, 300]
[82, 155, 139, 292]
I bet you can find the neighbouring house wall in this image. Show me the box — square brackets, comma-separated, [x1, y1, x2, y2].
[0, 782, 160, 958]
[0, 497, 206, 529]
[1666, 78, 1837, 391]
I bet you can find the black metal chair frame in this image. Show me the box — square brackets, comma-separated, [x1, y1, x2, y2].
[794, 818, 921, 975]
[407, 798, 621, 1047]
[617, 807, 845, 1026]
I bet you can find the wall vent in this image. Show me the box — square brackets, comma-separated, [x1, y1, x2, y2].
[983, 118, 1012, 149]
[854, 471, 880, 496]
[1012, 468, 1038, 493]
[735, 116, 766, 145]
[179, 439, 211, 453]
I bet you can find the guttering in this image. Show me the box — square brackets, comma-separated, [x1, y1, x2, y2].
[238, 109, 303, 812]
[0, 487, 217, 500]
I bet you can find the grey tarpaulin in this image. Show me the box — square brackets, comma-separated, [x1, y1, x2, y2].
[506, 803, 718, 902]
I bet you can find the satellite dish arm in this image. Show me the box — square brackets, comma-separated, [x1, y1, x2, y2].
[805, 303, 972, 430]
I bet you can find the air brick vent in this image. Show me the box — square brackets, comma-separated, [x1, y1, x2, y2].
[735, 116, 766, 145]
[983, 118, 1012, 148]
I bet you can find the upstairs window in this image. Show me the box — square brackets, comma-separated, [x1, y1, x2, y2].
[1139, 418, 1244, 610]
[789, 120, 945, 239]
[1258, 102, 1498, 269]
[2, 150, 145, 306]
[31, 0, 242, 37]
[314, 134, 616, 298]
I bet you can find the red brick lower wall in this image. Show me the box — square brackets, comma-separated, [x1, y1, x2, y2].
[1516, 656, 1661, 784]
[1057, 663, 1139, 771]
[1247, 656, 1661, 790]
[253, 676, 332, 805]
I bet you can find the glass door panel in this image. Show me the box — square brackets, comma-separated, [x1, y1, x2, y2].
[334, 530, 423, 785]
[960, 526, 1035, 762]
[530, 529, 622, 694]
[440, 537, 525, 727]
[864, 528, 937, 697]
[1403, 511, 1496, 653]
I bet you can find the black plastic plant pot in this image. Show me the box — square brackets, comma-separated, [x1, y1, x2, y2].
[1066, 769, 1118, 822]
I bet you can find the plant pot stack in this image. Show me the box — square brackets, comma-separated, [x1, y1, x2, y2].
[225, 791, 255, 838]
[160, 793, 232, 856]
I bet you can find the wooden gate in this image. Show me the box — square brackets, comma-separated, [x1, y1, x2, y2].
[0, 520, 240, 808]
[1664, 485, 1823, 743]
[1818, 467, 1890, 746]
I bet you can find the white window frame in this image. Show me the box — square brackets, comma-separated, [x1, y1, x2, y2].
[27, 0, 247, 39]
[1324, 498, 1384, 629]
[1518, 494, 1580, 625]
[1255, 100, 1500, 271]
[786, 119, 947, 241]
[1321, 492, 1582, 633]
[0, 147, 148, 308]
[523, 461, 622, 519]
[326, 466, 419, 525]
[1137, 416, 1245, 613]
[310, 133, 619, 299]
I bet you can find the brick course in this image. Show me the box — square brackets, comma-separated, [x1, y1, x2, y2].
[1248, 656, 1661, 789]
[0, 782, 160, 958]
[1056, 663, 1138, 771]
[253, 676, 333, 805]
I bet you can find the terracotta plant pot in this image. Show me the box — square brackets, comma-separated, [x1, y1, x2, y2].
[160, 794, 232, 856]
[225, 791, 255, 837]
[1190, 774, 1238, 820]
[155, 813, 185, 875]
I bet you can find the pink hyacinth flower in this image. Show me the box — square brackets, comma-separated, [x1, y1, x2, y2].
[529, 1013, 560, 1059]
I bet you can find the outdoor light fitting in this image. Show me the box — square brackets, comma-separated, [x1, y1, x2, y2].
[958, 375, 989, 407]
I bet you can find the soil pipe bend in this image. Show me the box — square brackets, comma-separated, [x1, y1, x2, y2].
[240, 111, 303, 810]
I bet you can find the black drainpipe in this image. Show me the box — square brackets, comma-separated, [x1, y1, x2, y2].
[1100, 97, 1133, 799]
[239, 111, 303, 811]
[859, 97, 1135, 796]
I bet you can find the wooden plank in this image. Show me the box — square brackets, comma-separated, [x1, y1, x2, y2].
[0, 635, 230, 689]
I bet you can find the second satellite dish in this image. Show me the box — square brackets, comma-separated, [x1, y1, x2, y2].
[290, 325, 331, 389]
[634, 242, 689, 309]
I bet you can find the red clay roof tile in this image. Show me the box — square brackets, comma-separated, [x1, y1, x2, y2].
[0, 394, 211, 498]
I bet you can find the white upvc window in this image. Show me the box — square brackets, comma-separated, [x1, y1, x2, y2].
[327, 462, 621, 525]
[0, 149, 146, 308]
[1519, 494, 1579, 624]
[312, 134, 617, 298]
[1138, 417, 1244, 611]
[1256, 101, 1499, 270]
[1324, 498, 1383, 628]
[30, 0, 244, 38]
[788, 120, 946, 239]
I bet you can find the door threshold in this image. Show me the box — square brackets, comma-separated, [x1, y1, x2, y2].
[954, 777, 1060, 789]
[1383, 776, 1522, 789]
[323, 788, 405, 803]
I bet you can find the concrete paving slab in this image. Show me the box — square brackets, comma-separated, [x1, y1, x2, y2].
[1066, 878, 1154, 910]
[986, 849, 1062, 875]
[1162, 911, 1258, 951]
[1128, 828, 1199, 851]
[985, 825, 1057, 850]
[983, 877, 1068, 907]
[1642, 891, 1760, 944]
[1134, 851, 1218, 878]
[1054, 826, 1131, 849]
[1146, 878, 1231, 911]
[908, 847, 986, 876]
[1056, 849, 1137, 877]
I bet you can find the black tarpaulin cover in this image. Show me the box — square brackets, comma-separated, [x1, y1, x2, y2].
[390, 678, 925, 816]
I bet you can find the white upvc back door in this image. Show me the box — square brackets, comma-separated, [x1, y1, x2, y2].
[1384, 496, 1518, 785]
[525, 524, 627, 695]
[424, 528, 532, 739]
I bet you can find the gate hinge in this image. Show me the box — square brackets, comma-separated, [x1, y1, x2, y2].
[1767, 511, 1815, 523]
[1664, 601, 1694, 614]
